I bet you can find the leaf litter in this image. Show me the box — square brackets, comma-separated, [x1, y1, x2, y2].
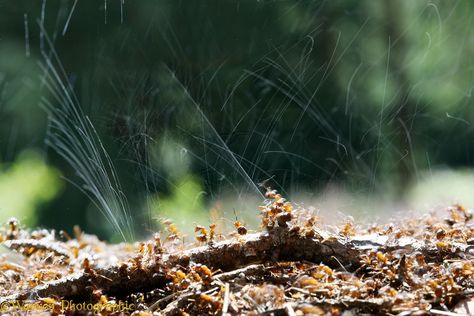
[1, 190, 474, 315]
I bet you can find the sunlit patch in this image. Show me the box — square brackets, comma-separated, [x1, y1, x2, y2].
[0, 151, 61, 226]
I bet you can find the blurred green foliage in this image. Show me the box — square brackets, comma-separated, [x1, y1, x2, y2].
[0, 0, 473, 239]
[150, 174, 208, 235]
[0, 151, 61, 226]
[149, 137, 209, 234]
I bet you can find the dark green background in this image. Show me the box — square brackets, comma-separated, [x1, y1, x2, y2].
[1, 1, 473, 240]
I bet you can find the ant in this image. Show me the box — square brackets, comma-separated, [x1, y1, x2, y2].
[7, 217, 19, 240]
[194, 224, 217, 244]
[233, 209, 247, 236]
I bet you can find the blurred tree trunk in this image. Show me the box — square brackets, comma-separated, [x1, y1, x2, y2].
[384, 0, 417, 195]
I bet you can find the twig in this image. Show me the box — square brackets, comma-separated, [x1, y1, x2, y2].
[0, 262, 25, 272]
[160, 292, 200, 315]
[260, 304, 297, 316]
[3, 239, 72, 260]
[160, 287, 219, 316]
[260, 307, 287, 316]
[307, 298, 386, 312]
[222, 283, 230, 316]
[429, 309, 464, 316]
[213, 264, 266, 283]
[286, 286, 330, 296]
[285, 303, 297, 316]
[330, 255, 348, 272]
[243, 293, 265, 314]
[148, 291, 180, 312]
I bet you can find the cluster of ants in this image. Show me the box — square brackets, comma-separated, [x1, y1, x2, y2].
[1, 190, 474, 315]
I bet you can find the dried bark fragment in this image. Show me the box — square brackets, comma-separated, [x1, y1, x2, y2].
[3, 239, 72, 260]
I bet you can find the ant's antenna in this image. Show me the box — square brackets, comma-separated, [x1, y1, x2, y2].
[232, 208, 238, 221]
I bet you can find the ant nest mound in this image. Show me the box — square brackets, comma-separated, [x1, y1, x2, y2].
[1, 191, 474, 315]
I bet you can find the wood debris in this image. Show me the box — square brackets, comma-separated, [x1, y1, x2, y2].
[0, 194, 473, 315]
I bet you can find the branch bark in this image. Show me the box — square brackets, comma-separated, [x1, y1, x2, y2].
[0, 227, 465, 303]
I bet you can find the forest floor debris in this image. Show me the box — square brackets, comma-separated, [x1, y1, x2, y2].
[1, 191, 474, 315]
